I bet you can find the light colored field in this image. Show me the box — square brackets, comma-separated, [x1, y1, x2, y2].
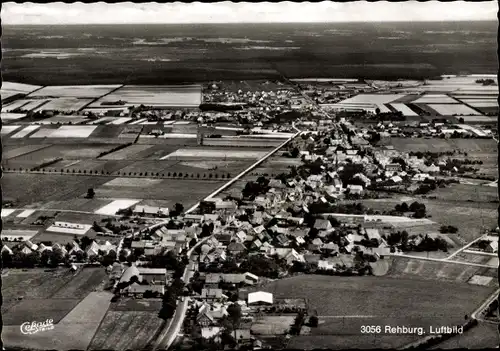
[427, 103, 483, 116]
[486, 257, 499, 267]
[251, 316, 295, 335]
[94, 199, 141, 215]
[389, 103, 418, 116]
[91, 84, 202, 107]
[468, 275, 494, 286]
[38, 115, 89, 125]
[159, 133, 197, 138]
[103, 177, 162, 187]
[412, 94, 459, 104]
[48, 125, 97, 138]
[1, 91, 21, 101]
[459, 115, 497, 123]
[161, 148, 268, 160]
[1, 125, 22, 135]
[1, 113, 27, 120]
[339, 94, 403, 104]
[2, 229, 38, 241]
[462, 100, 499, 108]
[11, 125, 40, 138]
[100, 144, 154, 160]
[16, 209, 37, 218]
[129, 118, 148, 125]
[2, 82, 42, 93]
[457, 124, 488, 137]
[107, 117, 132, 125]
[33, 98, 93, 112]
[29, 127, 59, 138]
[28, 85, 122, 98]
[2, 99, 49, 112]
[2, 291, 113, 350]
[46, 223, 92, 235]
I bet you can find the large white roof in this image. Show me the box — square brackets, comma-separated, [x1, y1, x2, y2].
[248, 291, 273, 304]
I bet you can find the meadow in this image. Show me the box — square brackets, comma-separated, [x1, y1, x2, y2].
[249, 274, 495, 349]
[27, 84, 122, 98]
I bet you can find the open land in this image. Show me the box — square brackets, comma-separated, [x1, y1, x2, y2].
[429, 323, 500, 349]
[248, 274, 495, 349]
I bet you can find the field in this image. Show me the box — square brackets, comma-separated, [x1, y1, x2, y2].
[427, 103, 483, 116]
[3, 291, 113, 350]
[248, 274, 495, 349]
[47, 125, 98, 138]
[387, 257, 498, 286]
[94, 179, 225, 208]
[160, 148, 269, 160]
[2, 99, 50, 112]
[9, 143, 121, 162]
[426, 183, 498, 203]
[389, 137, 496, 153]
[3, 144, 51, 159]
[1, 125, 22, 135]
[1, 112, 27, 121]
[412, 94, 459, 104]
[2, 267, 107, 324]
[38, 115, 90, 124]
[2, 81, 42, 94]
[429, 323, 500, 349]
[27, 85, 122, 98]
[94, 199, 141, 215]
[33, 97, 94, 112]
[90, 84, 202, 107]
[89, 311, 165, 350]
[1, 173, 112, 206]
[11, 125, 40, 138]
[389, 103, 418, 116]
[99, 144, 155, 160]
[251, 316, 295, 335]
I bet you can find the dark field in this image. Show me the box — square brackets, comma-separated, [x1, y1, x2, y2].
[2, 267, 107, 325]
[249, 274, 495, 349]
[2, 21, 496, 84]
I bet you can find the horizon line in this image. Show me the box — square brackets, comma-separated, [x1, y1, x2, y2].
[3, 19, 497, 25]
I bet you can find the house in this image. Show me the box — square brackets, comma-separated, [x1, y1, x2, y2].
[273, 248, 304, 265]
[184, 214, 204, 223]
[259, 241, 275, 254]
[201, 288, 225, 302]
[86, 241, 101, 257]
[365, 229, 382, 245]
[137, 268, 167, 285]
[353, 173, 371, 186]
[124, 283, 165, 297]
[1, 245, 13, 255]
[235, 231, 247, 243]
[314, 219, 332, 231]
[275, 234, 290, 247]
[205, 272, 259, 286]
[251, 239, 263, 250]
[295, 236, 306, 245]
[201, 326, 222, 340]
[215, 234, 233, 245]
[347, 184, 363, 195]
[390, 175, 403, 184]
[385, 163, 402, 172]
[248, 291, 273, 305]
[312, 238, 324, 247]
[119, 264, 142, 284]
[318, 260, 336, 270]
[486, 240, 498, 253]
[321, 242, 339, 253]
[227, 242, 246, 255]
[253, 225, 266, 235]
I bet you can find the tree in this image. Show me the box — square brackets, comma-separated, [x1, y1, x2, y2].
[226, 303, 242, 341]
[291, 147, 300, 158]
[174, 203, 184, 215]
[86, 188, 95, 199]
[309, 316, 319, 327]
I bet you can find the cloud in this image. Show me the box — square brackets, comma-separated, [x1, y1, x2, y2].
[1, 1, 497, 25]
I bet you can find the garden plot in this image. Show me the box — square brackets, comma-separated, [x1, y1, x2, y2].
[94, 199, 141, 215]
[33, 98, 93, 112]
[1, 113, 27, 121]
[7, 99, 51, 112]
[388, 103, 418, 116]
[47, 125, 98, 138]
[427, 103, 483, 116]
[1, 125, 22, 135]
[16, 209, 37, 218]
[11, 125, 40, 138]
[91, 84, 202, 108]
[27, 85, 122, 98]
[251, 316, 295, 335]
[468, 275, 494, 286]
[103, 177, 162, 187]
[412, 94, 459, 104]
[160, 148, 268, 160]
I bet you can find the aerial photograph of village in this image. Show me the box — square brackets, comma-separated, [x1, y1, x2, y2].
[0, 1, 498, 350]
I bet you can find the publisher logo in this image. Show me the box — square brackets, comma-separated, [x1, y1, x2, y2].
[20, 319, 54, 335]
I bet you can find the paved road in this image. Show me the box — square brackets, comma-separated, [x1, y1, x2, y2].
[152, 125, 303, 350]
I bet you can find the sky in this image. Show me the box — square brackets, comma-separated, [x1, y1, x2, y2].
[2, 1, 497, 25]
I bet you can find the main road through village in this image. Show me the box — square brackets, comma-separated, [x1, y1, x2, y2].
[148, 122, 304, 350]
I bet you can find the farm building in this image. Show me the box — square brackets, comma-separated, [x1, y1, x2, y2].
[124, 283, 165, 297]
[137, 268, 167, 285]
[205, 272, 259, 286]
[248, 291, 273, 305]
[201, 288, 226, 302]
[347, 184, 363, 195]
[365, 229, 382, 244]
[133, 205, 169, 216]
